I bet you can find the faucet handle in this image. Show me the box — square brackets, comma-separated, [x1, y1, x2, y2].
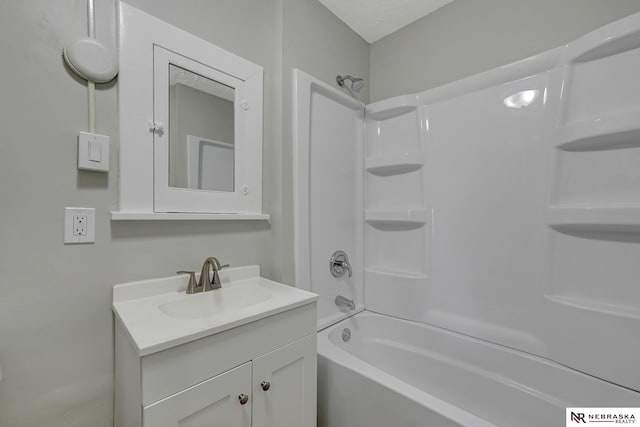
[176, 271, 199, 294]
[330, 250, 352, 278]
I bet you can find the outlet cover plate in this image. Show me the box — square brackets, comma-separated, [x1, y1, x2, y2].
[64, 207, 96, 244]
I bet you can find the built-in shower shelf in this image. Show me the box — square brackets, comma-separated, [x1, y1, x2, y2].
[545, 295, 640, 320]
[366, 94, 419, 120]
[365, 268, 428, 280]
[556, 110, 640, 151]
[365, 152, 424, 175]
[547, 205, 640, 232]
[365, 269, 428, 290]
[365, 209, 429, 226]
[567, 23, 640, 63]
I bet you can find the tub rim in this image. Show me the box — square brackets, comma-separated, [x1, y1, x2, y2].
[318, 311, 497, 427]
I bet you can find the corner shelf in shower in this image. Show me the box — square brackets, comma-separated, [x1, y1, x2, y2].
[547, 205, 640, 232]
[366, 94, 419, 120]
[555, 110, 640, 151]
[365, 209, 429, 227]
[545, 294, 640, 321]
[365, 269, 428, 289]
[566, 22, 640, 63]
[365, 152, 424, 176]
[365, 268, 427, 279]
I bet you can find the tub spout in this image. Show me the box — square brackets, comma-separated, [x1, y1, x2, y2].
[335, 295, 355, 311]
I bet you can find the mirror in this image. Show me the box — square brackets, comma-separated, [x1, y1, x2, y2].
[168, 64, 235, 192]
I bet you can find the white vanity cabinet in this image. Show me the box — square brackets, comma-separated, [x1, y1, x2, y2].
[112, 266, 318, 427]
[142, 335, 316, 427]
[252, 335, 317, 427]
[143, 362, 253, 427]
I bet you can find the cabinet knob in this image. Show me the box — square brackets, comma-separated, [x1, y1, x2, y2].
[238, 393, 249, 405]
[260, 381, 271, 391]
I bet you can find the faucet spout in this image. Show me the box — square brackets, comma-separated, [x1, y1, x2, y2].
[199, 257, 229, 291]
[335, 295, 356, 311]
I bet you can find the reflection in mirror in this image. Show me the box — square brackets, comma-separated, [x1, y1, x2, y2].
[168, 64, 235, 192]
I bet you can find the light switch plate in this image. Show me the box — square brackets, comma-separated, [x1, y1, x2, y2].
[64, 207, 96, 244]
[78, 132, 109, 172]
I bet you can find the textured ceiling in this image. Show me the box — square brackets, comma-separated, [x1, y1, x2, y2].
[319, 0, 454, 43]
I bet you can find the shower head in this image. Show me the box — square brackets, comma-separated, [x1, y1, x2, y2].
[336, 75, 365, 94]
[351, 78, 365, 93]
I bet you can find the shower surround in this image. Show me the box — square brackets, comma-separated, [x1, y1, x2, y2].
[294, 12, 640, 427]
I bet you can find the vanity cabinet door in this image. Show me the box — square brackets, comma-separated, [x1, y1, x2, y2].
[252, 334, 317, 427]
[143, 362, 252, 427]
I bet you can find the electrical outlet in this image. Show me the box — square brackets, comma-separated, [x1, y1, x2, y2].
[73, 215, 88, 236]
[64, 207, 95, 244]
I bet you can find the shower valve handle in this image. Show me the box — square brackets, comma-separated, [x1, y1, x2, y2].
[330, 250, 352, 278]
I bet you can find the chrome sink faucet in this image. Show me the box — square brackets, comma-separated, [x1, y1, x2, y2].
[177, 257, 229, 294]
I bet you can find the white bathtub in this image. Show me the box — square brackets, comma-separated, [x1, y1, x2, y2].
[317, 312, 640, 427]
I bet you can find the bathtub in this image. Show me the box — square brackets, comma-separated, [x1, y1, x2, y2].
[317, 311, 640, 427]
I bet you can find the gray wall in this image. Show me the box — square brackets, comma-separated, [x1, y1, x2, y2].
[370, 0, 640, 101]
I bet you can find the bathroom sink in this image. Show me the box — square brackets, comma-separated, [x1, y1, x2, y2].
[158, 284, 272, 319]
[112, 265, 318, 355]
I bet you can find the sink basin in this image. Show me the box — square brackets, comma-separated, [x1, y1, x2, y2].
[158, 285, 272, 319]
[112, 265, 318, 355]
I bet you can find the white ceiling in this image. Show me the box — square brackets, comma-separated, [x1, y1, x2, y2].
[319, 0, 454, 43]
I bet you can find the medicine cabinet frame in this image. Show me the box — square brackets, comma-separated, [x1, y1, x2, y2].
[113, 3, 267, 220]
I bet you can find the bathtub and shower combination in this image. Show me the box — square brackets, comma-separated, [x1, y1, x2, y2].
[294, 13, 640, 427]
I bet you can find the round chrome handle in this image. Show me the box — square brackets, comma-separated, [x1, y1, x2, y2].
[330, 250, 352, 278]
[261, 381, 271, 391]
[238, 394, 249, 405]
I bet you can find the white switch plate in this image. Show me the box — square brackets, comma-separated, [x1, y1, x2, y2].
[78, 132, 109, 172]
[64, 207, 96, 244]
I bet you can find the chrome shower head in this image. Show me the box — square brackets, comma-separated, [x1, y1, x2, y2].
[337, 75, 365, 94]
[351, 78, 364, 93]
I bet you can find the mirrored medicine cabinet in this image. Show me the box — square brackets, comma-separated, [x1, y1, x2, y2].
[113, 3, 267, 220]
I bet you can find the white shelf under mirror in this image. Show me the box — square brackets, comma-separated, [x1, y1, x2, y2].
[111, 212, 270, 221]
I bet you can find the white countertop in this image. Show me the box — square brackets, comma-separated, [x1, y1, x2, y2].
[113, 265, 318, 356]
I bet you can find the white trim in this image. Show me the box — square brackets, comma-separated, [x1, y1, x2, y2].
[117, 3, 263, 216]
[292, 69, 365, 292]
[111, 211, 270, 221]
